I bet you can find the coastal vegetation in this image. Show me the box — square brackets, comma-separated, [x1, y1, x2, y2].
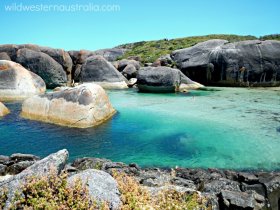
[113, 172, 209, 210]
[117, 34, 257, 63]
[117, 34, 279, 63]
[0, 171, 207, 210]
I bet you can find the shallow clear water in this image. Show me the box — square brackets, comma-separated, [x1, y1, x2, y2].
[0, 87, 279, 170]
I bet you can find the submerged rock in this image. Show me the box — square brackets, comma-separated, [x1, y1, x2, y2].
[171, 39, 280, 86]
[68, 169, 121, 209]
[0, 102, 9, 117]
[80, 55, 128, 89]
[137, 66, 203, 93]
[0, 149, 68, 209]
[21, 83, 116, 128]
[0, 60, 46, 101]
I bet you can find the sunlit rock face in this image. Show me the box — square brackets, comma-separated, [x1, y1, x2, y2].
[21, 83, 116, 128]
[171, 39, 280, 86]
[0, 60, 46, 101]
[0, 102, 10, 117]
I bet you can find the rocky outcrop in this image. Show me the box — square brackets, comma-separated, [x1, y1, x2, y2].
[68, 169, 121, 209]
[0, 152, 40, 176]
[152, 54, 173, 67]
[1, 150, 280, 210]
[171, 39, 280, 86]
[122, 64, 138, 80]
[0, 44, 126, 88]
[0, 60, 46, 100]
[0, 44, 72, 88]
[219, 190, 265, 209]
[115, 59, 141, 71]
[21, 83, 116, 128]
[71, 157, 280, 210]
[80, 55, 128, 89]
[0, 102, 9, 117]
[0, 149, 68, 209]
[69, 48, 126, 82]
[137, 66, 203, 93]
[16, 48, 67, 88]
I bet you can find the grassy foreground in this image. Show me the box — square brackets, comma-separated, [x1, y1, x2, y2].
[118, 34, 280, 63]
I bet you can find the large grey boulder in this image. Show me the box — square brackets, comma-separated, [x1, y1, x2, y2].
[68, 169, 121, 210]
[137, 66, 203, 93]
[171, 39, 280, 86]
[21, 83, 116, 128]
[0, 149, 68, 209]
[137, 67, 180, 93]
[0, 60, 46, 101]
[81, 55, 128, 89]
[16, 48, 67, 88]
[39, 47, 73, 82]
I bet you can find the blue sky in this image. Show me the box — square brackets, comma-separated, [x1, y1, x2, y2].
[0, 0, 279, 50]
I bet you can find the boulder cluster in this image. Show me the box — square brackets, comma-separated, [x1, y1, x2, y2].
[171, 39, 280, 86]
[0, 42, 208, 127]
[1, 150, 280, 210]
[0, 44, 128, 89]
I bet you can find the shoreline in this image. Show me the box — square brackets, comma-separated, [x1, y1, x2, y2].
[1, 150, 280, 209]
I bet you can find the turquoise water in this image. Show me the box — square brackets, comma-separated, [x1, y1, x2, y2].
[0, 87, 280, 170]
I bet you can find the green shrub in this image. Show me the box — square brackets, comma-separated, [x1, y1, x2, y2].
[260, 34, 280, 41]
[0, 188, 8, 209]
[0, 171, 109, 210]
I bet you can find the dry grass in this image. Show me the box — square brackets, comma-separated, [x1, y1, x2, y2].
[113, 172, 210, 210]
[0, 170, 109, 210]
